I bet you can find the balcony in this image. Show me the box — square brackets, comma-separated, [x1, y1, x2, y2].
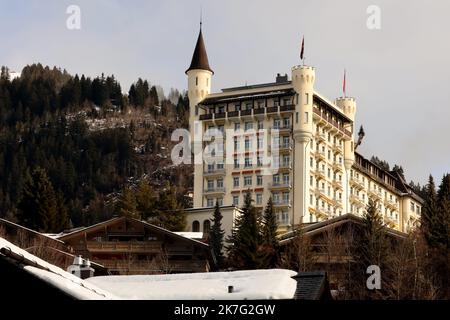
[350, 194, 365, 207]
[315, 132, 326, 142]
[266, 106, 279, 114]
[332, 144, 343, 154]
[331, 179, 343, 189]
[280, 104, 295, 112]
[269, 182, 292, 190]
[368, 188, 382, 200]
[86, 241, 162, 253]
[273, 200, 292, 208]
[277, 216, 291, 227]
[313, 150, 326, 161]
[203, 168, 226, 177]
[332, 161, 343, 172]
[333, 197, 343, 207]
[240, 109, 252, 117]
[203, 187, 226, 195]
[350, 177, 365, 189]
[272, 125, 292, 134]
[313, 168, 326, 180]
[199, 114, 213, 121]
[385, 198, 398, 209]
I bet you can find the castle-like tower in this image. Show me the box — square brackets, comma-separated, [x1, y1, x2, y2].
[184, 27, 423, 237]
[186, 25, 214, 208]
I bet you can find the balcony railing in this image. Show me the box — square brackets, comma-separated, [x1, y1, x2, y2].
[204, 187, 226, 194]
[86, 241, 162, 253]
[203, 168, 226, 176]
[273, 200, 292, 207]
[269, 182, 292, 190]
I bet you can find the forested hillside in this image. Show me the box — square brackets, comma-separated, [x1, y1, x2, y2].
[0, 64, 192, 231]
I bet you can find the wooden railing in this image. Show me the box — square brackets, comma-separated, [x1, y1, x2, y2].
[86, 241, 162, 252]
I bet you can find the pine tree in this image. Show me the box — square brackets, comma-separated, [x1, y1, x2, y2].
[421, 175, 441, 247]
[116, 186, 138, 218]
[226, 192, 264, 269]
[153, 183, 186, 231]
[17, 167, 63, 232]
[351, 199, 391, 299]
[209, 201, 225, 268]
[262, 198, 279, 247]
[136, 180, 156, 220]
[436, 174, 450, 249]
[260, 198, 279, 267]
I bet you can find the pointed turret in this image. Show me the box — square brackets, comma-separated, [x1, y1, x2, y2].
[186, 28, 214, 74]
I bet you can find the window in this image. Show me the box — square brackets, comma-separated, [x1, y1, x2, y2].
[203, 220, 211, 234]
[235, 104, 241, 111]
[233, 196, 239, 206]
[195, 77, 198, 86]
[283, 136, 290, 148]
[273, 119, 281, 129]
[217, 179, 223, 189]
[233, 177, 240, 188]
[245, 122, 253, 131]
[273, 174, 280, 185]
[283, 173, 290, 185]
[305, 112, 309, 124]
[310, 176, 314, 186]
[310, 157, 314, 167]
[234, 122, 240, 131]
[273, 193, 280, 203]
[257, 121, 264, 130]
[256, 193, 263, 205]
[244, 157, 252, 168]
[410, 202, 415, 212]
[192, 221, 200, 232]
[207, 180, 214, 190]
[245, 138, 251, 151]
[207, 198, 214, 207]
[305, 93, 309, 104]
[257, 137, 264, 149]
[282, 192, 290, 204]
[283, 117, 290, 128]
[257, 156, 263, 167]
[234, 158, 240, 169]
[244, 176, 252, 186]
[217, 198, 223, 206]
[234, 137, 239, 151]
[257, 175, 263, 186]
[283, 155, 290, 167]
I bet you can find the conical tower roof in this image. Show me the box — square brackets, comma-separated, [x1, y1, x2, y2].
[186, 28, 214, 74]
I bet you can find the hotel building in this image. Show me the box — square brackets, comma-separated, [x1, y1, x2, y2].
[184, 27, 422, 236]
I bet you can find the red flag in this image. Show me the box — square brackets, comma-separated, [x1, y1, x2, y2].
[343, 69, 346, 97]
[300, 37, 305, 61]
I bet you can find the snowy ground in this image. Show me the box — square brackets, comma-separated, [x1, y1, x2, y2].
[87, 269, 297, 300]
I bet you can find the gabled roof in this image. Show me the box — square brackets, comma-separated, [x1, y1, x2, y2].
[279, 213, 407, 245]
[186, 28, 214, 74]
[0, 237, 115, 300]
[57, 216, 210, 249]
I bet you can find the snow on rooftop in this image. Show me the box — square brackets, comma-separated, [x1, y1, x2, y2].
[0, 237, 116, 300]
[87, 269, 297, 300]
[174, 232, 204, 239]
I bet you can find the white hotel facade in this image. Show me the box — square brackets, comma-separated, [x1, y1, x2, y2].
[184, 27, 422, 237]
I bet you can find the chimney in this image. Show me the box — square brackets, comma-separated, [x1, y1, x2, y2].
[276, 73, 288, 83]
[67, 255, 95, 279]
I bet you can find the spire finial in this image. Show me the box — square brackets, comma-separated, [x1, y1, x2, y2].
[200, 6, 203, 29]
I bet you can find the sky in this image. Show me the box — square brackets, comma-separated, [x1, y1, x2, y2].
[1, 0, 449, 185]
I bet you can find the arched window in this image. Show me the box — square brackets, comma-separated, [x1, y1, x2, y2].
[192, 221, 200, 232]
[203, 220, 211, 234]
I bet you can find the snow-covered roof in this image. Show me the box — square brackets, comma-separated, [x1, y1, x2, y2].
[0, 237, 116, 300]
[87, 269, 297, 300]
[174, 232, 204, 239]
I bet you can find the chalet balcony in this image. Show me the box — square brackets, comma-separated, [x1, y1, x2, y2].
[266, 106, 279, 114]
[253, 108, 265, 115]
[269, 182, 292, 191]
[86, 241, 162, 253]
[94, 259, 208, 274]
[203, 187, 226, 195]
[227, 111, 239, 118]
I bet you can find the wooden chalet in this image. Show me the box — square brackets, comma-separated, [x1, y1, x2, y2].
[57, 216, 215, 275]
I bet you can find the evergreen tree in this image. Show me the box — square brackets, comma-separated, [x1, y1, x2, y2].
[260, 197, 279, 268]
[351, 199, 391, 299]
[153, 184, 186, 231]
[227, 192, 265, 269]
[136, 181, 156, 220]
[209, 201, 225, 268]
[421, 175, 441, 247]
[17, 167, 66, 232]
[116, 186, 138, 218]
[436, 174, 450, 249]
